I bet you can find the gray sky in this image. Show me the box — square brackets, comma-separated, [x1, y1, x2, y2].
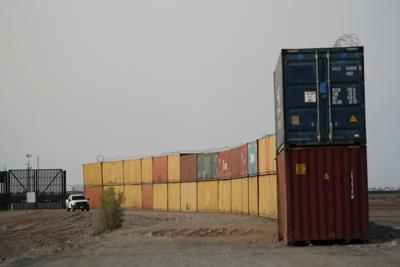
[0, 0, 399, 187]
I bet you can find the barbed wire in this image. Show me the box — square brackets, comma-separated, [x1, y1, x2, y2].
[334, 33, 361, 47]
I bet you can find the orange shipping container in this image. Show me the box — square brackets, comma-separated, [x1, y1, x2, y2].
[124, 159, 142, 184]
[153, 156, 168, 183]
[142, 184, 153, 209]
[83, 163, 102, 186]
[84, 186, 102, 209]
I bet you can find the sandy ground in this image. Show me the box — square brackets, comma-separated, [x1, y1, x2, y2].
[1, 195, 400, 267]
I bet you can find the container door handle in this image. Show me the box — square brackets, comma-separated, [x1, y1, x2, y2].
[327, 51, 333, 143]
[315, 51, 321, 143]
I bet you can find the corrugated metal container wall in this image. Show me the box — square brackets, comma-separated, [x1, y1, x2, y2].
[258, 136, 272, 175]
[181, 182, 197, 212]
[168, 154, 180, 182]
[142, 184, 153, 209]
[277, 146, 369, 244]
[198, 181, 219, 212]
[249, 177, 258, 215]
[233, 145, 248, 178]
[102, 161, 124, 186]
[231, 179, 242, 213]
[168, 183, 180, 211]
[153, 183, 168, 210]
[123, 159, 141, 185]
[242, 178, 249, 214]
[104, 185, 125, 208]
[124, 185, 142, 209]
[218, 180, 231, 212]
[141, 158, 153, 184]
[83, 163, 103, 186]
[269, 135, 277, 173]
[153, 156, 168, 183]
[84, 186, 102, 209]
[258, 175, 278, 218]
[247, 142, 258, 176]
[180, 154, 197, 182]
[197, 153, 218, 181]
[218, 150, 232, 179]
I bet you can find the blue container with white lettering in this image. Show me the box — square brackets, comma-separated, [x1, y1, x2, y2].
[274, 47, 366, 152]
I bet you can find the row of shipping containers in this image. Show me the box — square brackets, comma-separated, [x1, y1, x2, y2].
[84, 176, 277, 218]
[83, 135, 276, 186]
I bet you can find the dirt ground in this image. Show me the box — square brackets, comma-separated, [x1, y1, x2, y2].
[1, 194, 400, 267]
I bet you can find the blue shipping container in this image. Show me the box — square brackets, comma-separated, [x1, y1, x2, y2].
[197, 152, 219, 181]
[274, 47, 366, 152]
[247, 142, 258, 176]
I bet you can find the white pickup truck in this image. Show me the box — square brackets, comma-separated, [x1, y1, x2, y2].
[65, 194, 90, 212]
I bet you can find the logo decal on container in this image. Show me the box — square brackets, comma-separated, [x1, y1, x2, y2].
[295, 163, 306, 175]
[349, 114, 358, 123]
[323, 172, 330, 180]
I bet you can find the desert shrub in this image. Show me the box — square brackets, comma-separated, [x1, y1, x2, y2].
[94, 187, 125, 235]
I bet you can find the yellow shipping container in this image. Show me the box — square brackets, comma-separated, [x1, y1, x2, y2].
[83, 163, 102, 186]
[180, 182, 197, 212]
[168, 183, 181, 211]
[124, 185, 142, 209]
[249, 176, 258, 215]
[231, 179, 242, 213]
[124, 159, 141, 184]
[242, 177, 249, 214]
[259, 175, 268, 217]
[168, 154, 180, 182]
[198, 181, 218, 212]
[104, 185, 125, 208]
[102, 161, 124, 186]
[141, 157, 153, 184]
[258, 175, 278, 218]
[153, 183, 168, 211]
[269, 135, 277, 173]
[218, 180, 231, 213]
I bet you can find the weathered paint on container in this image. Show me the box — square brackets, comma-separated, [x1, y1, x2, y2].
[142, 184, 153, 209]
[242, 178, 249, 214]
[153, 183, 168, 210]
[231, 179, 242, 213]
[168, 183, 180, 211]
[232, 145, 248, 178]
[141, 158, 153, 184]
[258, 175, 278, 218]
[83, 163, 103, 186]
[168, 154, 180, 182]
[269, 135, 277, 173]
[181, 182, 197, 212]
[277, 146, 369, 244]
[218, 180, 231, 212]
[258, 136, 270, 175]
[102, 161, 124, 186]
[198, 181, 219, 212]
[249, 177, 258, 215]
[84, 185, 102, 209]
[197, 153, 219, 181]
[218, 150, 231, 179]
[124, 184, 142, 209]
[180, 154, 197, 182]
[104, 185, 125, 208]
[247, 142, 258, 176]
[153, 156, 168, 183]
[123, 159, 141, 184]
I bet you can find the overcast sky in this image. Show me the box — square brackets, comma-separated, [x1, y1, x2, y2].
[0, 0, 399, 187]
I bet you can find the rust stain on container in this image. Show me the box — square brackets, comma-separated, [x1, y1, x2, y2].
[249, 176, 258, 215]
[242, 178, 249, 214]
[218, 180, 231, 212]
[168, 183, 180, 211]
[231, 179, 242, 213]
[102, 161, 124, 186]
[218, 150, 232, 179]
[124, 159, 141, 184]
[84, 186, 102, 209]
[142, 184, 153, 209]
[198, 181, 219, 212]
[141, 157, 153, 184]
[124, 184, 142, 209]
[168, 154, 180, 182]
[153, 156, 168, 183]
[277, 146, 369, 244]
[180, 154, 197, 182]
[181, 182, 197, 212]
[83, 163, 103, 186]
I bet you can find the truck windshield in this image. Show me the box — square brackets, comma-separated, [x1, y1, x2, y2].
[71, 196, 86, 200]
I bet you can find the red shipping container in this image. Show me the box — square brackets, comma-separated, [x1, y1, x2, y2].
[180, 154, 197, 182]
[153, 156, 168, 183]
[218, 150, 232, 179]
[142, 184, 153, 209]
[277, 146, 369, 244]
[84, 186, 102, 209]
[235, 145, 248, 178]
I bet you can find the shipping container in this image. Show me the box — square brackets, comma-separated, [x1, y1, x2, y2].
[84, 185, 102, 209]
[198, 181, 219, 212]
[153, 183, 168, 210]
[124, 159, 141, 184]
[218, 150, 232, 179]
[218, 180, 231, 212]
[180, 154, 197, 182]
[102, 161, 124, 186]
[247, 142, 258, 176]
[277, 146, 368, 244]
[249, 177, 258, 215]
[168, 183, 180, 211]
[142, 184, 153, 209]
[197, 153, 218, 181]
[124, 184, 142, 209]
[104, 185, 125, 208]
[274, 47, 366, 152]
[233, 145, 248, 178]
[153, 156, 168, 183]
[269, 135, 277, 173]
[181, 182, 197, 212]
[141, 157, 153, 184]
[258, 175, 278, 218]
[242, 178, 249, 214]
[258, 135, 276, 175]
[83, 163, 103, 186]
[168, 154, 180, 182]
[231, 179, 242, 213]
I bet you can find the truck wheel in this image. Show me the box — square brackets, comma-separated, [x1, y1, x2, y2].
[67, 207, 70, 212]
[72, 207, 75, 212]
[86, 207, 90, 212]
